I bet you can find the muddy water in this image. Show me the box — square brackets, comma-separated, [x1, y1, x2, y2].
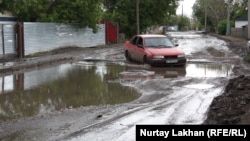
[0, 62, 139, 121]
[185, 63, 233, 77]
[121, 63, 233, 79]
[0, 60, 233, 121]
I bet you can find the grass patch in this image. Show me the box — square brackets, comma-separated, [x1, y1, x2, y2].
[243, 53, 250, 63]
[207, 47, 225, 57]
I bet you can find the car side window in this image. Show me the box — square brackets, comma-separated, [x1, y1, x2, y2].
[137, 37, 143, 47]
[131, 37, 138, 45]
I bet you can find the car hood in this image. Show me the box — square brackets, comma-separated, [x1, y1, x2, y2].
[145, 47, 185, 56]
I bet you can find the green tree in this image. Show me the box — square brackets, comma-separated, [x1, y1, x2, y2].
[231, 0, 248, 20]
[0, 0, 49, 21]
[193, 0, 247, 33]
[163, 15, 191, 31]
[0, 0, 103, 32]
[217, 19, 234, 35]
[193, 0, 227, 32]
[103, 0, 179, 37]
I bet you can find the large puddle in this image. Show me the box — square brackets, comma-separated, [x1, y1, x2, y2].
[0, 62, 140, 121]
[0, 61, 233, 121]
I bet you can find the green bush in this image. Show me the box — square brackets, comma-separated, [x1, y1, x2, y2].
[217, 20, 227, 35]
[243, 53, 250, 63]
[217, 20, 234, 35]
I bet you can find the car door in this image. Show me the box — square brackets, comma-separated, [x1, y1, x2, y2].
[133, 37, 146, 62]
[127, 36, 139, 60]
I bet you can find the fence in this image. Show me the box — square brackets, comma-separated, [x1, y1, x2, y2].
[231, 27, 248, 39]
[23, 22, 106, 55]
[0, 23, 17, 57]
[0, 22, 107, 58]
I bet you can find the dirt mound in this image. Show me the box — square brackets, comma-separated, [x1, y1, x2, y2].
[204, 34, 250, 124]
[204, 75, 250, 124]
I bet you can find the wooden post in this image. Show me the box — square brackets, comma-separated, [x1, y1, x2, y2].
[16, 23, 24, 58]
[1, 25, 5, 57]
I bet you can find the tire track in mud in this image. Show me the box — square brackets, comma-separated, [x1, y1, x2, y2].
[62, 33, 240, 140]
[59, 76, 228, 141]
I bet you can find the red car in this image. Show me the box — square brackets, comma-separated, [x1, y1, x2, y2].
[123, 34, 186, 66]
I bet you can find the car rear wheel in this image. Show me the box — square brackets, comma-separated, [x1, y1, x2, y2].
[125, 51, 132, 61]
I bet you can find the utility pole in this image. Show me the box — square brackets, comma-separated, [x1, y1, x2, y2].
[248, 0, 250, 39]
[180, 0, 184, 31]
[182, 2, 183, 31]
[226, 0, 231, 35]
[136, 0, 140, 34]
[205, 0, 207, 32]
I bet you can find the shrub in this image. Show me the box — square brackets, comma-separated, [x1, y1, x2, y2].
[243, 53, 250, 63]
[217, 20, 234, 35]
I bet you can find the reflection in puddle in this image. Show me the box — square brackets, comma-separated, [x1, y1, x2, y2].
[120, 63, 233, 80]
[185, 63, 233, 77]
[119, 70, 155, 79]
[0, 61, 234, 121]
[120, 65, 187, 80]
[0, 62, 140, 121]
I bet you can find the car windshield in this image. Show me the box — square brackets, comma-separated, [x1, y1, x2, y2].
[144, 37, 175, 48]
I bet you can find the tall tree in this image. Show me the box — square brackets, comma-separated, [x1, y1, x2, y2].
[0, 0, 103, 32]
[0, 0, 50, 21]
[193, 0, 227, 32]
[231, 0, 248, 19]
[193, 0, 248, 32]
[163, 15, 191, 31]
[103, 0, 179, 37]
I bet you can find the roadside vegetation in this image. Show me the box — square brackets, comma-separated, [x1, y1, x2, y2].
[243, 53, 250, 63]
[0, 0, 179, 37]
[0, 0, 248, 37]
[0, 0, 103, 32]
[193, 0, 248, 34]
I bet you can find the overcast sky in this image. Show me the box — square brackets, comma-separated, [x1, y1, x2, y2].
[176, 0, 196, 17]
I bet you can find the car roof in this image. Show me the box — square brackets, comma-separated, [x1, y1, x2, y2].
[137, 34, 167, 38]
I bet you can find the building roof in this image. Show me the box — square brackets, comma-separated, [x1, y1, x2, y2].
[0, 17, 17, 22]
[236, 16, 248, 21]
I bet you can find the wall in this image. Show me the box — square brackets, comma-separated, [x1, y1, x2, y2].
[235, 21, 248, 28]
[24, 22, 106, 55]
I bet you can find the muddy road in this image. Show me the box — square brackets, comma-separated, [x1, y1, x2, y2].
[0, 32, 244, 141]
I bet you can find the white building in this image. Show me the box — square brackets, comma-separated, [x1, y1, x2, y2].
[235, 17, 248, 28]
[0, 11, 17, 24]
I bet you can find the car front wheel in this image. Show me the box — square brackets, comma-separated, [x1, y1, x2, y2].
[143, 55, 148, 64]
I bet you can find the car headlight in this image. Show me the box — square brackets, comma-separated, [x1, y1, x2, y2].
[178, 54, 185, 58]
[153, 56, 165, 59]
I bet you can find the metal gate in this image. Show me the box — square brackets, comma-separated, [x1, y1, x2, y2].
[0, 24, 17, 58]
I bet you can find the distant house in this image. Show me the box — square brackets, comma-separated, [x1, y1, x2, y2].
[0, 11, 17, 24]
[235, 17, 248, 28]
[231, 16, 248, 39]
